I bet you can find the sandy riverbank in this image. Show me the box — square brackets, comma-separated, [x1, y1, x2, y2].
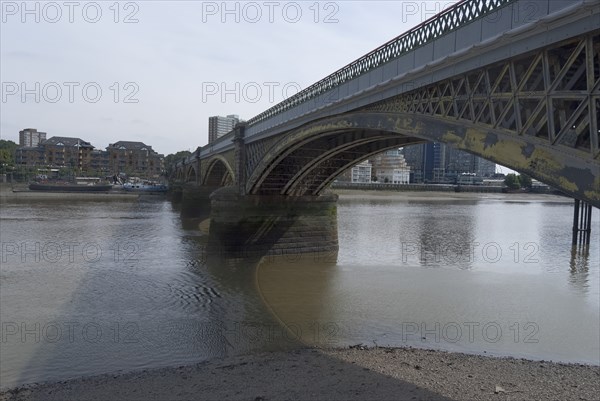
[1, 347, 598, 401]
[0, 191, 141, 201]
[333, 189, 573, 204]
[0, 183, 141, 201]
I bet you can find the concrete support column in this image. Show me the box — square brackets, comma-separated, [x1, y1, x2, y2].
[208, 187, 338, 259]
[233, 123, 246, 196]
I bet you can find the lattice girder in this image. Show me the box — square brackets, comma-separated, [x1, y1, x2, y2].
[366, 33, 600, 158]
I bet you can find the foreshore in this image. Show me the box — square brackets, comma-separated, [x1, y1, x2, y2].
[333, 188, 573, 204]
[1, 183, 571, 204]
[1, 347, 598, 401]
[0, 184, 140, 201]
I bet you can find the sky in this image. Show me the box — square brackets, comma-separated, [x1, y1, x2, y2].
[1, 0, 463, 156]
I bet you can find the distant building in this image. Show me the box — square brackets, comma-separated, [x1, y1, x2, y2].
[402, 144, 426, 183]
[15, 146, 44, 166]
[43, 137, 94, 169]
[106, 141, 164, 177]
[402, 142, 495, 183]
[424, 142, 447, 182]
[445, 147, 496, 178]
[19, 128, 46, 147]
[90, 149, 110, 173]
[371, 148, 410, 184]
[208, 115, 239, 143]
[402, 143, 446, 182]
[16, 136, 94, 170]
[351, 160, 372, 183]
[15, 129, 164, 177]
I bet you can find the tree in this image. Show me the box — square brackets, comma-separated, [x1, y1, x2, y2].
[504, 173, 521, 189]
[0, 140, 17, 172]
[519, 174, 532, 188]
[164, 150, 192, 176]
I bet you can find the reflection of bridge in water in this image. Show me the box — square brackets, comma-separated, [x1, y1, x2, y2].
[172, 0, 600, 257]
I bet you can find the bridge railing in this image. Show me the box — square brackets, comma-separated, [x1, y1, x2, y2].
[195, 0, 521, 161]
[244, 0, 515, 127]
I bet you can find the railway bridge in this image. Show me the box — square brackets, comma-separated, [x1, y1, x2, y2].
[172, 0, 600, 256]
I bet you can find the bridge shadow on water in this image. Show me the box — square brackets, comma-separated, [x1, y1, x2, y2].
[173, 205, 455, 400]
[5, 199, 453, 400]
[5, 198, 307, 391]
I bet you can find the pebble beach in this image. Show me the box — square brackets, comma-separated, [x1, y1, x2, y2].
[1, 347, 598, 401]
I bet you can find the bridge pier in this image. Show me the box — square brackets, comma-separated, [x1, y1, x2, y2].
[207, 187, 338, 259]
[180, 185, 217, 218]
[168, 183, 184, 203]
[572, 199, 593, 247]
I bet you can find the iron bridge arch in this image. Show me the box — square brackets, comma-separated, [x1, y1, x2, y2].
[247, 110, 599, 206]
[203, 156, 235, 187]
[246, 33, 600, 207]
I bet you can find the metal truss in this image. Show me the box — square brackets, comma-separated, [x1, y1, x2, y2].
[366, 33, 600, 158]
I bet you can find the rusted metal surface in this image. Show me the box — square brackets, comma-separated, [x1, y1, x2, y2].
[242, 109, 598, 206]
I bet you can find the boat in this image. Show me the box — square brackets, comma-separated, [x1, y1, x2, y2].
[122, 181, 168, 193]
[29, 182, 113, 192]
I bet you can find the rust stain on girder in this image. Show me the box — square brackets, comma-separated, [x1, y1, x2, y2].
[442, 127, 583, 194]
[584, 176, 600, 203]
[391, 116, 418, 135]
[241, 111, 599, 206]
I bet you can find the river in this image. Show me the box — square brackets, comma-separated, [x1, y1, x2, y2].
[1, 192, 598, 389]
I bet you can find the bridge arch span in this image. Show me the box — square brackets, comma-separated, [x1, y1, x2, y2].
[175, 168, 184, 181]
[247, 111, 599, 206]
[186, 165, 198, 183]
[203, 155, 235, 187]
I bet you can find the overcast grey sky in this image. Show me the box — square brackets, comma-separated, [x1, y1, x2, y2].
[1, 1, 458, 155]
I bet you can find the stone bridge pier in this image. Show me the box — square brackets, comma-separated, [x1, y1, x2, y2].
[181, 186, 218, 218]
[170, 183, 215, 218]
[208, 187, 339, 259]
[206, 125, 339, 259]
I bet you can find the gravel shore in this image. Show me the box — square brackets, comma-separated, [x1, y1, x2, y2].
[333, 189, 572, 204]
[2, 347, 598, 401]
